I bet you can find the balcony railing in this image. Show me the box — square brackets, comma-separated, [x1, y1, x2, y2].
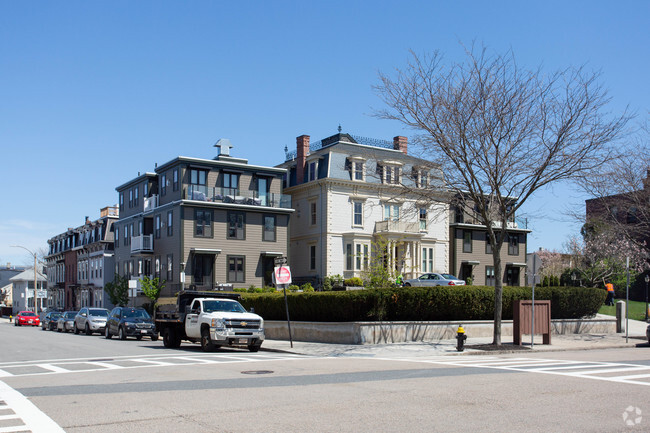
[184, 186, 292, 209]
[131, 235, 153, 254]
[375, 220, 421, 234]
[144, 195, 159, 212]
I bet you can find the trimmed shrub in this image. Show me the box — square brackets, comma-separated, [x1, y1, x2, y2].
[240, 286, 606, 322]
[344, 277, 363, 287]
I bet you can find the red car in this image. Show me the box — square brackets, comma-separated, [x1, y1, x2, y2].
[14, 311, 40, 327]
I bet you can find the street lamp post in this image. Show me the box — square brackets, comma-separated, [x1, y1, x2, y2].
[645, 274, 650, 322]
[11, 245, 41, 315]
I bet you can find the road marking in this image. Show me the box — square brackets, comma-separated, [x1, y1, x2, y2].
[0, 381, 65, 433]
[385, 356, 650, 387]
[0, 353, 308, 377]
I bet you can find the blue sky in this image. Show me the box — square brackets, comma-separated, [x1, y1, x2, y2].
[1, 1, 648, 266]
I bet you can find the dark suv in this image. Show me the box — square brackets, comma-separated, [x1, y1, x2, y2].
[105, 307, 158, 341]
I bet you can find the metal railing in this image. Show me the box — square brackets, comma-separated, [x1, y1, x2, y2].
[375, 220, 421, 234]
[184, 186, 291, 209]
[144, 195, 159, 212]
[131, 235, 153, 254]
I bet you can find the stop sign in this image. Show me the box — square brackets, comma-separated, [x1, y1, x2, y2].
[274, 266, 292, 285]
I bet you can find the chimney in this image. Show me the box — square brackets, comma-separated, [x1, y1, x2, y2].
[85, 216, 90, 225]
[393, 136, 408, 154]
[296, 135, 310, 185]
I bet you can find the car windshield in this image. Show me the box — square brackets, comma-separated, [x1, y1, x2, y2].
[202, 300, 246, 313]
[440, 274, 458, 280]
[51, 313, 63, 319]
[21, 312, 36, 317]
[64, 312, 76, 319]
[123, 309, 150, 319]
[89, 309, 108, 317]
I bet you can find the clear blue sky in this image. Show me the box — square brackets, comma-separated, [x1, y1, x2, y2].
[1, 1, 648, 266]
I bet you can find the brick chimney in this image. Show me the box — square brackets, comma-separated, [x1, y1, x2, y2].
[296, 135, 310, 185]
[393, 136, 408, 154]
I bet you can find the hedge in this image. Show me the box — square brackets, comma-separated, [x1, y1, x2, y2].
[240, 286, 606, 322]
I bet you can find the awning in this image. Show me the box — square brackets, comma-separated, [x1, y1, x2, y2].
[190, 248, 222, 255]
[506, 262, 527, 267]
[461, 260, 480, 265]
[260, 251, 284, 256]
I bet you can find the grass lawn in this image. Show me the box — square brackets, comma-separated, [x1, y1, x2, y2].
[599, 299, 649, 322]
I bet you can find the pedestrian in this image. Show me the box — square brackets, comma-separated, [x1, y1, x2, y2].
[605, 280, 615, 306]
[395, 274, 403, 287]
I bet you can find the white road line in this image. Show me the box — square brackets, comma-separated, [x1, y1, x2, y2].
[567, 366, 650, 376]
[87, 362, 124, 370]
[0, 381, 65, 433]
[0, 370, 13, 378]
[36, 364, 69, 373]
[607, 373, 650, 381]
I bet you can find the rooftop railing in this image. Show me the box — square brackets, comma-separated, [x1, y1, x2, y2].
[184, 186, 292, 209]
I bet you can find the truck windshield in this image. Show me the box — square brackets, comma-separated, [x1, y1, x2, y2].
[202, 300, 246, 313]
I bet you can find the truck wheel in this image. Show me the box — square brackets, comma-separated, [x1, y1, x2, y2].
[248, 344, 261, 352]
[163, 328, 181, 348]
[201, 328, 214, 352]
[118, 327, 127, 340]
[105, 327, 112, 339]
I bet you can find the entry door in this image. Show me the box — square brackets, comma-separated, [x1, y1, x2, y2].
[506, 266, 520, 286]
[262, 256, 275, 287]
[192, 254, 214, 288]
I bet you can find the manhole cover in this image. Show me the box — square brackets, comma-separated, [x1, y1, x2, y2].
[241, 370, 274, 375]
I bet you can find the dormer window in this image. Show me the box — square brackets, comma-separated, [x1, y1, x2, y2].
[415, 169, 428, 188]
[379, 164, 400, 185]
[308, 161, 317, 182]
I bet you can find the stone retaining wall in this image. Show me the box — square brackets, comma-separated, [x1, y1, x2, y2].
[265, 317, 617, 345]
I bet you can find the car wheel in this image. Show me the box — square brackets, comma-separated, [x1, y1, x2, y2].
[85, 324, 92, 336]
[57, 327, 62, 332]
[105, 326, 112, 339]
[74, 324, 80, 334]
[163, 328, 181, 348]
[151, 333, 159, 342]
[136, 335, 142, 340]
[200, 328, 214, 352]
[118, 327, 126, 340]
[14, 321, 18, 326]
[404, 283, 411, 287]
[248, 344, 261, 352]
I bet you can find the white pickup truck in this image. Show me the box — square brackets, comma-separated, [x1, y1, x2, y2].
[155, 291, 264, 352]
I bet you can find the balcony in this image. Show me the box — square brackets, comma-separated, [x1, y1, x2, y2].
[184, 186, 292, 209]
[131, 235, 153, 254]
[375, 220, 421, 234]
[144, 195, 159, 212]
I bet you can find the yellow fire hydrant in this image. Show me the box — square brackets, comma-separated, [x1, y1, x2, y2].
[456, 325, 467, 352]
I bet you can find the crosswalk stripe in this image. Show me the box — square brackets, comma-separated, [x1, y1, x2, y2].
[0, 381, 65, 433]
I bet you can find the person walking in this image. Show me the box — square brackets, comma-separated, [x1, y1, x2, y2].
[605, 281, 615, 306]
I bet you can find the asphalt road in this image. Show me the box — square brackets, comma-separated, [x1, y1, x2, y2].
[1, 322, 649, 433]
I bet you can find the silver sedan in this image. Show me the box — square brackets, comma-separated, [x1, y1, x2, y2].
[402, 273, 466, 287]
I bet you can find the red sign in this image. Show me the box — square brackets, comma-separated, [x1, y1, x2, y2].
[274, 266, 292, 285]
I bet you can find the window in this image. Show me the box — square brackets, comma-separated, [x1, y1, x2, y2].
[486, 266, 495, 287]
[419, 208, 427, 230]
[383, 204, 400, 221]
[167, 254, 173, 281]
[173, 168, 179, 191]
[263, 215, 276, 242]
[190, 169, 207, 186]
[155, 256, 160, 279]
[129, 224, 133, 246]
[155, 214, 161, 239]
[508, 234, 519, 255]
[227, 256, 245, 283]
[310, 245, 316, 270]
[144, 183, 149, 197]
[353, 202, 363, 226]
[382, 165, 400, 184]
[258, 177, 269, 206]
[227, 212, 245, 240]
[416, 170, 428, 188]
[167, 211, 173, 236]
[124, 224, 128, 245]
[129, 189, 133, 208]
[223, 172, 239, 195]
[310, 202, 317, 226]
[308, 161, 316, 182]
[161, 174, 167, 196]
[346, 244, 353, 270]
[486, 235, 493, 254]
[119, 193, 124, 211]
[355, 244, 362, 270]
[463, 230, 472, 253]
[353, 162, 364, 181]
[422, 247, 434, 272]
[134, 186, 139, 206]
[115, 226, 119, 247]
[195, 209, 213, 237]
[363, 244, 369, 270]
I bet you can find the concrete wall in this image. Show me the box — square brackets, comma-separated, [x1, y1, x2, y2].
[265, 318, 617, 345]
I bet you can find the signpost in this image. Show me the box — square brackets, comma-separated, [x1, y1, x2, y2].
[273, 258, 293, 348]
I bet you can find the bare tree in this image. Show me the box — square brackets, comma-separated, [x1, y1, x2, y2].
[374, 44, 630, 345]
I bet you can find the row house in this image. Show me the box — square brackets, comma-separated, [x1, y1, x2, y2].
[112, 141, 292, 303]
[45, 206, 118, 310]
[9, 266, 47, 315]
[277, 131, 449, 284]
[449, 195, 530, 286]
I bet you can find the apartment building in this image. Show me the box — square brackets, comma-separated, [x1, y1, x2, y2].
[277, 131, 449, 285]
[112, 141, 291, 301]
[449, 195, 530, 286]
[45, 206, 118, 310]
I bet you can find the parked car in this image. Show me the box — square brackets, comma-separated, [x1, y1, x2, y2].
[14, 311, 40, 327]
[74, 308, 109, 335]
[646, 324, 649, 345]
[402, 273, 467, 287]
[105, 307, 158, 341]
[41, 311, 64, 331]
[57, 311, 77, 332]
